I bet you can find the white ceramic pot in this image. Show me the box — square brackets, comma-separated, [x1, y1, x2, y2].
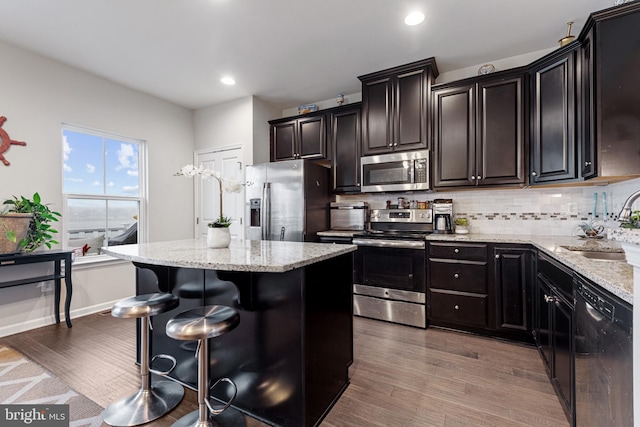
[455, 226, 469, 234]
[207, 227, 231, 248]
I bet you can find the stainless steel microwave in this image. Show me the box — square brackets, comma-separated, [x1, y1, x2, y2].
[360, 150, 429, 192]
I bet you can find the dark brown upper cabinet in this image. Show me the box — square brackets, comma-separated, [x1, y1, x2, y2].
[579, 2, 640, 182]
[269, 113, 327, 162]
[358, 58, 438, 156]
[529, 47, 578, 184]
[433, 71, 526, 188]
[330, 104, 362, 193]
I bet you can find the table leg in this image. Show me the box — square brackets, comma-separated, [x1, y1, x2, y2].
[64, 254, 73, 328]
[54, 260, 61, 324]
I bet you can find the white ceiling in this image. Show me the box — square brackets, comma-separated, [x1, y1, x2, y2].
[0, 0, 615, 110]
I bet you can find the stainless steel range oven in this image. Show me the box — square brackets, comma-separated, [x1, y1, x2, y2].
[352, 208, 432, 328]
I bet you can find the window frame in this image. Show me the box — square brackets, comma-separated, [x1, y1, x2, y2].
[61, 123, 147, 263]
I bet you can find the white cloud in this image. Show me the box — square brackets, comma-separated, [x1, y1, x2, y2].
[63, 136, 71, 161]
[122, 185, 139, 194]
[63, 163, 72, 172]
[127, 170, 138, 177]
[86, 163, 96, 173]
[108, 182, 115, 187]
[65, 177, 83, 183]
[92, 181, 101, 186]
[118, 143, 136, 169]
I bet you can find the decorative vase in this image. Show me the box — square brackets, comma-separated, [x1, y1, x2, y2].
[455, 226, 469, 234]
[207, 227, 231, 248]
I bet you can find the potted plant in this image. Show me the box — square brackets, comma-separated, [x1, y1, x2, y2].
[1, 192, 61, 253]
[454, 217, 470, 234]
[175, 165, 242, 248]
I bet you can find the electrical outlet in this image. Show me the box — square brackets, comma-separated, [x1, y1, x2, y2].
[567, 203, 578, 215]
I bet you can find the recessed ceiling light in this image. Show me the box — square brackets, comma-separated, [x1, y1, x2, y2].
[221, 76, 236, 85]
[404, 11, 425, 26]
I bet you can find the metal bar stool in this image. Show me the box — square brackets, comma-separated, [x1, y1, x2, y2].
[166, 305, 240, 427]
[103, 293, 185, 426]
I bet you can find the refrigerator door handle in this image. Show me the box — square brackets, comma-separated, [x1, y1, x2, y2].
[262, 182, 271, 240]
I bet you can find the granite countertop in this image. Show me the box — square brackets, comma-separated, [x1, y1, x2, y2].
[102, 239, 356, 273]
[425, 233, 633, 304]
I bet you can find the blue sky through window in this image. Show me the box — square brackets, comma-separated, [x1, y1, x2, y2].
[63, 129, 139, 196]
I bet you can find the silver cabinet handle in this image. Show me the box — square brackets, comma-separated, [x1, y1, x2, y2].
[532, 171, 538, 177]
[585, 161, 592, 166]
[544, 294, 554, 303]
[454, 305, 460, 310]
[388, 143, 393, 147]
[477, 175, 482, 180]
[454, 273, 459, 279]
[471, 175, 476, 180]
[495, 254, 500, 259]
[454, 248, 459, 254]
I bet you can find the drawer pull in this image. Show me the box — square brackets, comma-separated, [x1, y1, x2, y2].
[454, 248, 459, 254]
[454, 305, 460, 310]
[454, 273, 459, 279]
[544, 294, 555, 303]
[495, 254, 500, 259]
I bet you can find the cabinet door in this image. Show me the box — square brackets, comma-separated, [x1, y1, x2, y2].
[331, 107, 361, 193]
[298, 115, 326, 160]
[596, 10, 640, 177]
[477, 76, 525, 185]
[551, 290, 575, 424]
[494, 247, 531, 333]
[394, 68, 428, 152]
[579, 27, 596, 179]
[535, 274, 552, 371]
[530, 51, 577, 183]
[433, 84, 475, 187]
[271, 121, 296, 161]
[361, 76, 393, 155]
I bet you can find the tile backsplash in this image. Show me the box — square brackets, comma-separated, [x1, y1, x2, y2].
[337, 177, 640, 236]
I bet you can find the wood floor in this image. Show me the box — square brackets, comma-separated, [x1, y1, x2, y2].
[0, 313, 569, 427]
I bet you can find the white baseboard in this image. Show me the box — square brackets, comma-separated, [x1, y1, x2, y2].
[0, 299, 124, 338]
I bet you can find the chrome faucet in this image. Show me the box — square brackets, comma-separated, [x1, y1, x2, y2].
[617, 189, 640, 222]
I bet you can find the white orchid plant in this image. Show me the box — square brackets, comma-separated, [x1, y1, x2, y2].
[175, 164, 243, 228]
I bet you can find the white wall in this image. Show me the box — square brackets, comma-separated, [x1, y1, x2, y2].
[193, 95, 280, 167]
[0, 40, 195, 337]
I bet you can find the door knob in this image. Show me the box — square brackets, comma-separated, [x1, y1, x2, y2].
[454, 273, 459, 279]
[454, 305, 460, 310]
[454, 248, 459, 254]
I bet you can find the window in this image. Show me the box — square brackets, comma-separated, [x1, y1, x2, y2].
[62, 125, 145, 258]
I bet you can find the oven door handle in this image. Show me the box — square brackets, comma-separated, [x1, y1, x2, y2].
[352, 238, 425, 249]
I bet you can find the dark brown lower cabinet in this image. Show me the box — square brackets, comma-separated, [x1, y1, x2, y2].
[535, 253, 575, 425]
[493, 245, 533, 341]
[427, 242, 492, 330]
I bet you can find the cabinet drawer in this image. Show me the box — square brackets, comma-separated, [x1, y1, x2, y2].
[429, 242, 488, 261]
[429, 290, 488, 327]
[538, 253, 573, 298]
[430, 260, 487, 293]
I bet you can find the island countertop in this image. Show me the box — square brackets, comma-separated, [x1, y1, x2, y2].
[102, 239, 357, 273]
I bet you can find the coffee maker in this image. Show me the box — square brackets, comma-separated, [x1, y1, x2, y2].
[432, 199, 453, 234]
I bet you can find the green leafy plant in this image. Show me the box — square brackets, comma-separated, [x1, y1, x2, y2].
[576, 220, 604, 237]
[620, 210, 640, 229]
[209, 216, 232, 228]
[454, 217, 469, 227]
[2, 193, 61, 252]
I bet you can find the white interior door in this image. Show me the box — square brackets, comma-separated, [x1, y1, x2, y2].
[194, 147, 244, 241]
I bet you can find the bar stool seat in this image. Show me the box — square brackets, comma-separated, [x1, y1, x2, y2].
[103, 293, 184, 427]
[166, 305, 240, 427]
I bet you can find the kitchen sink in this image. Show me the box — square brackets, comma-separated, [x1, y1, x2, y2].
[565, 250, 627, 262]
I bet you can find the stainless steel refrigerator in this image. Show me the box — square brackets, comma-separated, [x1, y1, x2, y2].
[245, 159, 330, 242]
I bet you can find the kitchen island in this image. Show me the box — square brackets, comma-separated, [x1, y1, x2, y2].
[102, 239, 356, 427]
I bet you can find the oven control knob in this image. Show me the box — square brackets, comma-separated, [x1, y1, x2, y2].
[454, 305, 460, 310]
[454, 273, 459, 279]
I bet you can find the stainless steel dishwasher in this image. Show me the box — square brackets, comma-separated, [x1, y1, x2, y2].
[574, 274, 633, 427]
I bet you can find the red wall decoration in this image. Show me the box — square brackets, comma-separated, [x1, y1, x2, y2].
[0, 116, 27, 166]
